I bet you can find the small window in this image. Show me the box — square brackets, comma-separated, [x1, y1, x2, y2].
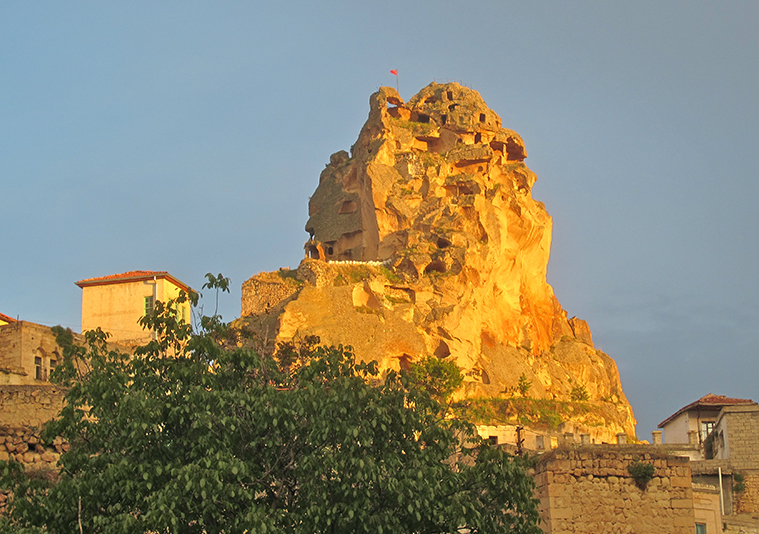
[536, 435, 545, 450]
[144, 296, 155, 316]
[35, 357, 43, 380]
[695, 523, 707, 534]
[479, 113, 486, 122]
[488, 436, 499, 446]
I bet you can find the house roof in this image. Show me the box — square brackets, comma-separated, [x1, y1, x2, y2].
[0, 312, 17, 324]
[75, 270, 190, 292]
[658, 393, 757, 428]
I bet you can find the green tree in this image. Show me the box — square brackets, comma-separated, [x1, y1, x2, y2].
[405, 355, 464, 403]
[1, 288, 541, 534]
[517, 373, 532, 398]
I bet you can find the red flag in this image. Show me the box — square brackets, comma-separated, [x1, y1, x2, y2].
[390, 69, 398, 76]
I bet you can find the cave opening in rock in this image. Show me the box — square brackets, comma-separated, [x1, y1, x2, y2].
[474, 132, 482, 144]
[424, 260, 446, 275]
[436, 236, 452, 249]
[441, 114, 447, 126]
[447, 91, 453, 100]
[434, 340, 451, 359]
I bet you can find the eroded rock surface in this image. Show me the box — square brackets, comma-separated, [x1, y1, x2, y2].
[240, 82, 636, 441]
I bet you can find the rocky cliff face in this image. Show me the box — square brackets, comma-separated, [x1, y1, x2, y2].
[239, 82, 636, 441]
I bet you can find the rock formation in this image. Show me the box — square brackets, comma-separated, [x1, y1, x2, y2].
[239, 82, 636, 442]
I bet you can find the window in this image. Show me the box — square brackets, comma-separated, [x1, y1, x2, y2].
[701, 421, 715, 440]
[35, 357, 43, 380]
[144, 296, 155, 316]
[488, 436, 499, 446]
[695, 522, 707, 534]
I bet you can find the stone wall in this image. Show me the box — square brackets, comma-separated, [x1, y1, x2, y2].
[241, 271, 301, 317]
[734, 473, 759, 514]
[535, 445, 698, 534]
[722, 406, 759, 469]
[0, 427, 67, 467]
[0, 385, 66, 428]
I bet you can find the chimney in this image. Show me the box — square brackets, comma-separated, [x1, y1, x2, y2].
[651, 431, 663, 445]
[616, 433, 628, 445]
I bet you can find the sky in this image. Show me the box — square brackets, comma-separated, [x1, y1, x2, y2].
[2, 1, 757, 438]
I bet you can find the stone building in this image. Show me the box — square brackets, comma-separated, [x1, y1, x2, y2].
[659, 394, 756, 453]
[76, 270, 191, 346]
[535, 444, 723, 534]
[0, 321, 63, 385]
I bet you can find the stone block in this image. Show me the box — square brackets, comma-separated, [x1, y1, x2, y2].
[670, 498, 692, 508]
[673, 516, 695, 527]
[670, 476, 690, 487]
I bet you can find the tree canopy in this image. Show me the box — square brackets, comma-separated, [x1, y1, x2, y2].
[1, 281, 541, 533]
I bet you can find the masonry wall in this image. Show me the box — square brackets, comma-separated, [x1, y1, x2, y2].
[693, 484, 723, 534]
[734, 474, 759, 514]
[535, 446, 697, 534]
[0, 385, 66, 428]
[719, 406, 759, 514]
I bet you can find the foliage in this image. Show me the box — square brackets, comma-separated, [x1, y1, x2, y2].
[1, 289, 541, 534]
[405, 355, 463, 404]
[276, 268, 302, 284]
[570, 384, 589, 402]
[704, 432, 715, 459]
[377, 265, 402, 284]
[455, 397, 599, 431]
[627, 461, 655, 488]
[734, 473, 746, 493]
[517, 373, 532, 398]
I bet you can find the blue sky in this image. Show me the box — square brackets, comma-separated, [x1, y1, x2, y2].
[2, 1, 757, 438]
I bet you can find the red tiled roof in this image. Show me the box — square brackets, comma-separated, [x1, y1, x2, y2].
[658, 393, 756, 428]
[76, 271, 190, 291]
[0, 312, 17, 324]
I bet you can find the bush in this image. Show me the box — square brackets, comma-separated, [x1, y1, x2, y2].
[570, 384, 589, 402]
[628, 461, 655, 488]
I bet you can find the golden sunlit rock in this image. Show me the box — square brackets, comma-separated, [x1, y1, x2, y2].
[239, 82, 636, 442]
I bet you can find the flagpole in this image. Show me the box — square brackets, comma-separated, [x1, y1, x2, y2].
[391, 69, 399, 94]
